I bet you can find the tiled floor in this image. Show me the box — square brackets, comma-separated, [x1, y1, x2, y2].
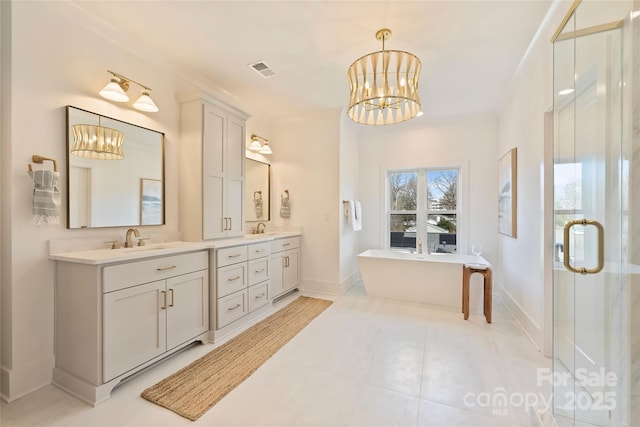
[1, 283, 551, 426]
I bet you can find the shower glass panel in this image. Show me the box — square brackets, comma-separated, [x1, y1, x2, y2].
[552, 6, 623, 427]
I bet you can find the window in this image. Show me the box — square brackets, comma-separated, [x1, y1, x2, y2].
[388, 168, 459, 253]
[554, 162, 583, 261]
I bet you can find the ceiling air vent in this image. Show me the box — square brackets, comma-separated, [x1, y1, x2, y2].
[249, 61, 277, 78]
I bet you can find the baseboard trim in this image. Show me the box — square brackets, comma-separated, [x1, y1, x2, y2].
[1, 356, 54, 403]
[498, 283, 543, 352]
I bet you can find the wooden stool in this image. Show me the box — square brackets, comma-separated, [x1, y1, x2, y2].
[462, 265, 492, 323]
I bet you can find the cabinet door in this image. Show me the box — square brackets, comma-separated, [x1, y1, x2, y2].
[225, 177, 244, 237]
[269, 254, 284, 298]
[203, 104, 227, 240]
[225, 114, 245, 237]
[166, 270, 209, 350]
[203, 175, 225, 239]
[283, 249, 300, 292]
[103, 280, 166, 382]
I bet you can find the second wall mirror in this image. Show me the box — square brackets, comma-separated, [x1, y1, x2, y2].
[245, 158, 270, 221]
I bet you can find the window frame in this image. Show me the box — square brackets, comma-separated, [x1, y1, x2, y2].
[387, 166, 461, 253]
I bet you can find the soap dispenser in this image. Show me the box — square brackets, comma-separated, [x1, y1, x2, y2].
[417, 238, 423, 254]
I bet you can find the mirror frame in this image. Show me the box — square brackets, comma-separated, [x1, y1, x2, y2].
[66, 106, 166, 229]
[245, 156, 271, 222]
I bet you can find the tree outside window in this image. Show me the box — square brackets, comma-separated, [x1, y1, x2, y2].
[389, 168, 459, 253]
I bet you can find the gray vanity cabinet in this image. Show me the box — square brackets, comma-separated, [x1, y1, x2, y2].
[269, 236, 301, 299]
[52, 251, 209, 405]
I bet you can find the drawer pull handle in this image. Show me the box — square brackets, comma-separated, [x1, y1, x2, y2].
[228, 253, 242, 258]
[156, 265, 177, 271]
[255, 249, 265, 253]
[254, 269, 265, 273]
[227, 303, 241, 311]
[169, 288, 174, 307]
[255, 293, 266, 299]
[227, 276, 241, 282]
[282, 243, 291, 247]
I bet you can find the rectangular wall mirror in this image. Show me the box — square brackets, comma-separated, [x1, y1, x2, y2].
[245, 158, 270, 221]
[66, 106, 165, 228]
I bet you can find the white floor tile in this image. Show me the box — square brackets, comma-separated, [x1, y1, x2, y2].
[1, 283, 551, 427]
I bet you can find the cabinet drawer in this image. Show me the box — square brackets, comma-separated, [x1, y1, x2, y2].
[248, 242, 271, 260]
[248, 282, 269, 312]
[103, 251, 208, 293]
[248, 259, 269, 286]
[217, 263, 247, 298]
[217, 290, 247, 328]
[216, 246, 248, 267]
[271, 236, 301, 253]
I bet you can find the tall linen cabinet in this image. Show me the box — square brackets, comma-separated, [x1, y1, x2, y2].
[180, 93, 249, 240]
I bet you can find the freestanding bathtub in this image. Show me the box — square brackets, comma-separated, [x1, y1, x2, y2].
[357, 249, 491, 313]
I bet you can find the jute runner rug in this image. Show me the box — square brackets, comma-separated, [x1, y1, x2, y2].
[141, 296, 333, 421]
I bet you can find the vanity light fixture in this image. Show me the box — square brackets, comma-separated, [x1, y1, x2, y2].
[249, 134, 273, 155]
[259, 142, 273, 155]
[71, 115, 125, 160]
[99, 70, 159, 113]
[347, 28, 422, 125]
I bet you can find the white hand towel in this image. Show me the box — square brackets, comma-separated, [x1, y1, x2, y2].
[345, 201, 355, 223]
[352, 201, 362, 231]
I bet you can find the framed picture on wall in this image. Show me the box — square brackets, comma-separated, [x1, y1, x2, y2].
[140, 178, 163, 225]
[498, 148, 517, 238]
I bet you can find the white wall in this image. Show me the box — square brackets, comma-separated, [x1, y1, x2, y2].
[338, 114, 360, 291]
[496, 1, 569, 352]
[271, 109, 342, 294]
[0, 1, 190, 401]
[357, 114, 499, 269]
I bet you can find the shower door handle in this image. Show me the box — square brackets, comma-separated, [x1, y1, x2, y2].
[563, 219, 604, 275]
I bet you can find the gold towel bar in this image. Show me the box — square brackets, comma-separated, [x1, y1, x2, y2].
[28, 155, 57, 172]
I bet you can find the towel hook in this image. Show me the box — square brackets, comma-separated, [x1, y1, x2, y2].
[28, 155, 57, 172]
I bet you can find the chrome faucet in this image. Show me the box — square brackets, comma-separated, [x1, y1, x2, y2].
[124, 228, 140, 248]
[256, 223, 266, 234]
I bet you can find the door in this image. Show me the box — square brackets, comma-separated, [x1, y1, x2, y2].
[103, 280, 167, 382]
[166, 270, 209, 350]
[203, 103, 227, 239]
[269, 253, 284, 298]
[226, 114, 245, 237]
[552, 11, 622, 427]
[283, 249, 300, 292]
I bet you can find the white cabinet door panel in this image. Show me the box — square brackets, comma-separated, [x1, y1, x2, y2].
[103, 280, 166, 382]
[166, 270, 209, 350]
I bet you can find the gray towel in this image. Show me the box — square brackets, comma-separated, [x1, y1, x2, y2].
[29, 169, 61, 224]
[254, 198, 263, 219]
[280, 194, 290, 218]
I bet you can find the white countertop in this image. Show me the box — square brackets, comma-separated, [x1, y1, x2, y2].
[49, 232, 302, 265]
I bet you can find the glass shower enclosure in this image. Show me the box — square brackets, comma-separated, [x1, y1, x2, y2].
[552, 1, 637, 425]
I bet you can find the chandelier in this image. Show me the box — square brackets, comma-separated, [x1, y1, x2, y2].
[71, 123, 125, 160]
[347, 29, 422, 125]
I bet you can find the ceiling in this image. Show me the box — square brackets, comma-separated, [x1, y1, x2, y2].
[73, 1, 553, 121]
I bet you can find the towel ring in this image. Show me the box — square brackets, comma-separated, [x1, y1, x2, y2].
[28, 155, 57, 172]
